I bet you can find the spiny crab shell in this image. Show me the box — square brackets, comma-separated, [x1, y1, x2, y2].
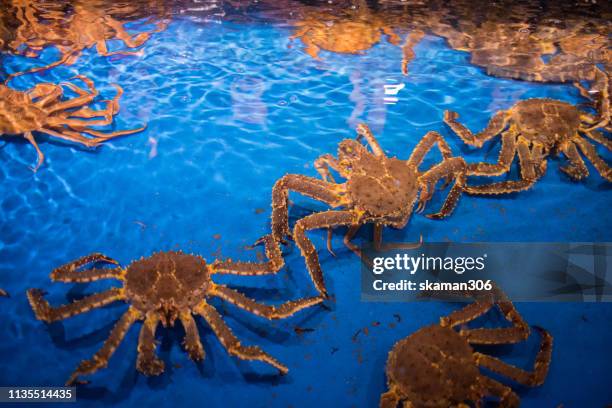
[123, 251, 212, 326]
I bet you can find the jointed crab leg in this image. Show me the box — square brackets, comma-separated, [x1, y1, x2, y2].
[584, 129, 612, 151]
[475, 327, 552, 386]
[314, 153, 344, 182]
[417, 157, 467, 218]
[560, 141, 589, 180]
[441, 290, 530, 345]
[293, 210, 359, 296]
[271, 174, 343, 242]
[179, 311, 205, 361]
[444, 110, 509, 147]
[574, 137, 612, 181]
[76, 125, 147, 140]
[478, 376, 520, 407]
[211, 285, 322, 319]
[23, 131, 44, 171]
[194, 301, 288, 374]
[356, 123, 384, 156]
[27, 287, 125, 323]
[67, 307, 140, 385]
[467, 130, 517, 176]
[137, 313, 165, 376]
[50, 253, 119, 280]
[212, 235, 283, 275]
[39, 127, 100, 148]
[407, 130, 453, 167]
[401, 30, 425, 76]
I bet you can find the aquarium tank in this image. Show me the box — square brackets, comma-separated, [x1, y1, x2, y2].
[0, 0, 610, 407]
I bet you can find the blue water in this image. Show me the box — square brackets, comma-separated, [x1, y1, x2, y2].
[1, 14, 611, 408]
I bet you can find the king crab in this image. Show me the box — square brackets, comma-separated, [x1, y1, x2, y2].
[269, 124, 467, 296]
[28, 236, 322, 385]
[0, 75, 145, 171]
[444, 97, 611, 195]
[381, 286, 552, 407]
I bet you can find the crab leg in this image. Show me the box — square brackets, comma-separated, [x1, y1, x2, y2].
[49, 253, 119, 279]
[478, 376, 521, 408]
[179, 311, 205, 361]
[46, 88, 98, 113]
[466, 130, 517, 176]
[75, 125, 147, 140]
[39, 127, 99, 148]
[213, 235, 284, 275]
[211, 285, 323, 319]
[4, 49, 82, 85]
[417, 157, 467, 216]
[271, 174, 343, 243]
[461, 301, 530, 345]
[462, 141, 541, 195]
[475, 327, 553, 386]
[401, 30, 424, 76]
[444, 110, 509, 148]
[61, 75, 97, 96]
[27, 287, 125, 323]
[574, 136, 612, 181]
[29, 84, 63, 107]
[51, 265, 123, 283]
[584, 129, 612, 151]
[194, 301, 288, 374]
[294, 210, 360, 296]
[407, 130, 454, 167]
[372, 224, 422, 252]
[23, 131, 44, 172]
[440, 295, 495, 328]
[68, 101, 115, 120]
[379, 386, 402, 408]
[560, 141, 589, 180]
[356, 123, 385, 156]
[136, 313, 165, 375]
[67, 307, 140, 385]
[314, 153, 343, 182]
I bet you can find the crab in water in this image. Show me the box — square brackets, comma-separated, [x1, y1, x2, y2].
[6, 0, 167, 82]
[381, 286, 553, 407]
[270, 123, 467, 296]
[444, 97, 611, 195]
[0, 75, 145, 171]
[574, 66, 610, 131]
[28, 236, 322, 385]
[289, 1, 422, 74]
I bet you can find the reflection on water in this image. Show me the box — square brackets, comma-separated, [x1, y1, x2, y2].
[1, 0, 609, 84]
[2, 0, 169, 80]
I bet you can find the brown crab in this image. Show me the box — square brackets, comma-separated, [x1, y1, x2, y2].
[289, 1, 422, 75]
[6, 0, 167, 82]
[444, 97, 611, 195]
[0, 75, 145, 171]
[269, 123, 467, 296]
[381, 287, 553, 407]
[574, 66, 610, 131]
[27, 236, 322, 385]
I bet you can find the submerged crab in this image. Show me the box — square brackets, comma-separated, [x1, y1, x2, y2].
[0, 76, 145, 170]
[444, 98, 611, 194]
[575, 66, 610, 131]
[290, 1, 422, 74]
[6, 0, 167, 82]
[381, 287, 552, 407]
[270, 124, 467, 296]
[28, 237, 322, 385]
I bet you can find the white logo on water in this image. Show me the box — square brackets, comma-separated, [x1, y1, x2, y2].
[383, 82, 405, 105]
